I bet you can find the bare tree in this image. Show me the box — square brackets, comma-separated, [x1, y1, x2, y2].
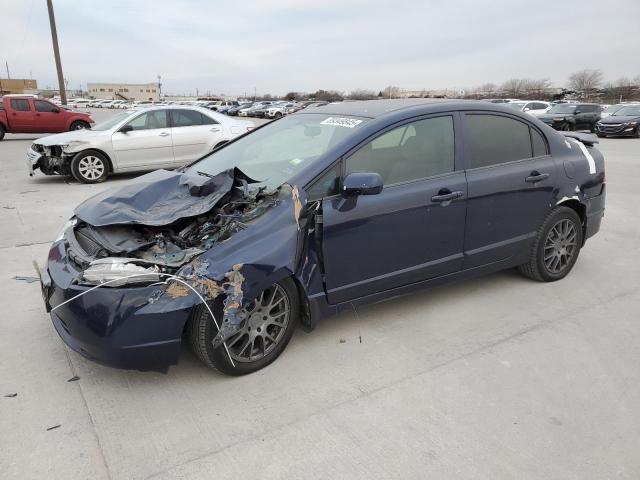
[567, 69, 603, 93]
[348, 89, 377, 100]
[479, 83, 497, 95]
[382, 85, 401, 99]
[501, 78, 525, 97]
[521, 78, 551, 97]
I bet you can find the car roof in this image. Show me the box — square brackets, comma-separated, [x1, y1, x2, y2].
[304, 98, 477, 118]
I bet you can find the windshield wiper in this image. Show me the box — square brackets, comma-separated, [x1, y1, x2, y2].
[196, 170, 214, 178]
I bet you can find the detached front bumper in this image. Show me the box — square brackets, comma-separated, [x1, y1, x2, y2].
[43, 241, 194, 371]
[26, 146, 41, 176]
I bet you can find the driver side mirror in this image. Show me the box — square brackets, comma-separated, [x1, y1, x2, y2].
[523, 107, 530, 112]
[119, 124, 133, 133]
[575, 109, 582, 114]
[342, 172, 383, 196]
[52, 108, 60, 113]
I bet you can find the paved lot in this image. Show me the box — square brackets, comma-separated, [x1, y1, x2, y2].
[1, 114, 639, 479]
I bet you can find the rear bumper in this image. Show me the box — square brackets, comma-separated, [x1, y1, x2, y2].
[585, 185, 606, 241]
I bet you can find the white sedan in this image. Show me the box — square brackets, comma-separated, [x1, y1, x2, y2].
[26, 106, 254, 183]
[505, 101, 551, 117]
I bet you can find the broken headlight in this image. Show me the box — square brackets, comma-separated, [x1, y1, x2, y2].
[81, 258, 160, 287]
[55, 217, 77, 242]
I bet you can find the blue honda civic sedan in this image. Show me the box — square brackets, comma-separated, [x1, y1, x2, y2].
[40, 99, 606, 375]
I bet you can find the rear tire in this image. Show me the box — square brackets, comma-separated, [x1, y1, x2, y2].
[70, 120, 90, 131]
[187, 277, 299, 375]
[635, 126, 640, 138]
[561, 123, 572, 131]
[518, 207, 583, 282]
[0, 124, 5, 141]
[71, 150, 109, 183]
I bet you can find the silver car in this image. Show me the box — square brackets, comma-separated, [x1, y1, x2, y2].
[26, 106, 254, 183]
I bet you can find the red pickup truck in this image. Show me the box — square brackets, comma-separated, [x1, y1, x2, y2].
[0, 95, 94, 141]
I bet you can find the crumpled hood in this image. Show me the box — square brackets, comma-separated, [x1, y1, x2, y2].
[34, 128, 103, 146]
[75, 168, 253, 227]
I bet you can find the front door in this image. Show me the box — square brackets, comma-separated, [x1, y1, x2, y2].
[321, 114, 467, 304]
[461, 112, 557, 268]
[111, 110, 174, 170]
[34, 99, 66, 132]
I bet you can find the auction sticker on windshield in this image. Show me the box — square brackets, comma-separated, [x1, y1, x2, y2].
[320, 117, 363, 128]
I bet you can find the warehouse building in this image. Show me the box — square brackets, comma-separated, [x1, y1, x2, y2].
[87, 82, 159, 101]
[0, 78, 38, 95]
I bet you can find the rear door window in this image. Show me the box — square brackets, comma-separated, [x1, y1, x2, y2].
[465, 114, 532, 168]
[171, 109, 204, 127]
[10, 98, 31, 111]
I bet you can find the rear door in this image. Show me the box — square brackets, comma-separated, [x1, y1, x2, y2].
[321, 114, 467, 304]
[34, 99, 66, 132]
[461, 112, 557, 268]
[111, 109, 174, 170]
[8, 98, 36, 132]
[170, 109, 223, 164]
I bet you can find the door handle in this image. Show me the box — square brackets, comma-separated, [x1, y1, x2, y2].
[210, 126, 221, 132]
[525, 171, 550, 183]
[159, 132, 169, 137]
[431, 190, 463, 203]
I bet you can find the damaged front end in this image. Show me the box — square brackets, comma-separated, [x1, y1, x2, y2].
[28, 140, 92, 176]
[45, 167, 294, 369]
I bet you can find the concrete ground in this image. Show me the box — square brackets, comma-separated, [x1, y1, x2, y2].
[1, 111, 639, 479]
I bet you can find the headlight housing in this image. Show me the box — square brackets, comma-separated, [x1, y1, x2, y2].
[81, 258, 160, 287]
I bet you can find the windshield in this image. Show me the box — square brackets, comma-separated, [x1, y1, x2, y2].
[505, 102, 527, 110]
[90, 111, 132, 131]
[612, 105, 640, 116]
[548, 105, 577, 114]
[191, 113, 368, 189]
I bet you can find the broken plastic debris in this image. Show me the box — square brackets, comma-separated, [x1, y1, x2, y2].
[67, 376, 80, 382]
[4, 393, 18, 398]
[46, 424, 61, 431]
[12, 275, 40, 283]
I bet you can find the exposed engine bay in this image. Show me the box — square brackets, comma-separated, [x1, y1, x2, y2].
[63, 168, 281, 285]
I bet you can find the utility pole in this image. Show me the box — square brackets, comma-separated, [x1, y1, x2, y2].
[5, 61, 10, 79]
[157, 74, 162, 99]
[46, 0, 67, 105]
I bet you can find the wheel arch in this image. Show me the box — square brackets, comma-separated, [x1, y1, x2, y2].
[555, 198, 587, 245]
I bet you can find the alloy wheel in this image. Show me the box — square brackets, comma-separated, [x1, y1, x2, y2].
[543, 219, 578, 274]
[77, 156, 105, 181]
[226, 284, 290, 363]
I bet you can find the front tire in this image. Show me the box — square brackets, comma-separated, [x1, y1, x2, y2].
[518, 207, 583, 282]
[71, 150, 109, 183]
[0, 124, 5, 141]
[635, 126, 640, 138]
[188, 277, 299, 375]
[70, 120, 90, 131]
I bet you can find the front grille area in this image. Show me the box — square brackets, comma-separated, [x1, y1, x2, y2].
[599, 124, 625, 134]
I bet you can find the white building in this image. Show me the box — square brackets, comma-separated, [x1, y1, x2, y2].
[87, 82, 160, 101]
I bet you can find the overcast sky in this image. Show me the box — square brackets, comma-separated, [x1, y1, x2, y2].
[2, 0, 639, 96]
